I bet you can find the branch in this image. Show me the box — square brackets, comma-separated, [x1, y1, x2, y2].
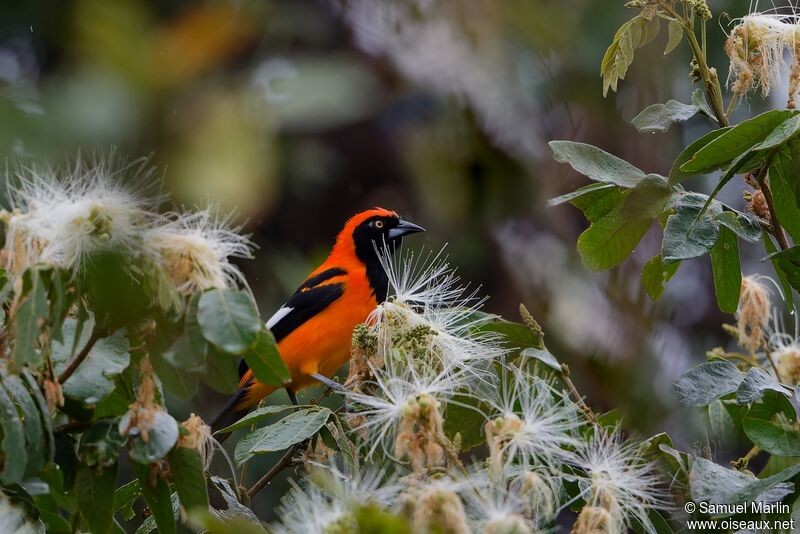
[559, 364, 598, 425]
[246, 444, 298, 498]
[57, 329, 101, 384]
[754, 161, 791, 251]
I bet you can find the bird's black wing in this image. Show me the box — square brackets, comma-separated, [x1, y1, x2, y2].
[213, 268, 347, 437]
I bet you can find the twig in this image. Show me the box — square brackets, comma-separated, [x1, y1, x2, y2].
[753, 158, 790, 251]
[246, 445, 298, 498]
[57, 329, 101, 384]
[559, 364, 597, 424]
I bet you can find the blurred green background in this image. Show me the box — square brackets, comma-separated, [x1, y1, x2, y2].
[2, 0, 767, 520]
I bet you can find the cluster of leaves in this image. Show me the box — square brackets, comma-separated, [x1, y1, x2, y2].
[552, 0, 800, 528]
[0, 183, 290, 532]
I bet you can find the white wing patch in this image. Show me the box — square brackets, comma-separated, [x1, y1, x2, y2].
[266, 306, 293, 330]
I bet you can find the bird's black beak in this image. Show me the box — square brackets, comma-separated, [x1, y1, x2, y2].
[388, 218, 425, 239]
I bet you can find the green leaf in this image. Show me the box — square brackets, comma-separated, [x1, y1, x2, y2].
[768, 246, 800, 295]
[2, 374, 46, 474]
[680, 110, 795, 173]
[754, 113, 800, 150]
[21, 369, 54, 467]
[548, 182, 616, 207]
[187, 293, 209, 357]
[672, 360, 743, 407]
[76, 464, 117, 534]
[521, 347, 561, 371]
[207, 476, 261, 525]
[691, 88, 718, 123]
[123, 410, 180, 464]
[0, 377, 27, 484]
[632, 100, 699, 133]
[619, 174, 672, 219]
[714, 211, 761, 243]
[763, 231, 795, 309]
[549, 141, 646, 188]
[0, 485, 46, 534]
[168, 446, 209, 513]
[770, 137, 800, 242]
[669, 128, 730, 185]
[568, 184, 625, 223]
[743, 390, 800, 456]
[214, 404, 296, 434]
[134, 463, 176, 534]
[473, 316, 542, 353]
[203, 346, 240, 394]
[710, 226, 741, 314]
[161, 333, 205, 374]
[577, 202, 651, 271]
[737, 368, 792, 404]
[707, 400, 737, 442]
[443, 395, 489, 452]
[354, 505, 412, 534]
[13, 266, 51, 370]
[730, 462, 800, 504]
[113, 479, 142, 522]
[78, 420, 126, 468]
[51, 318, 130, 405]
[601, 12, 660, 96]
[243, 329, 290, 387]
[642, 254, 680, 300]
[664, 18, 683, 55]
[694, 150, 759, 221]
[235, 407, 332, 465]
[151, 349, 198, 400]
[690, 457, 793, 510]
[662, 194, 720, 262]
[198, 289, 262, 355]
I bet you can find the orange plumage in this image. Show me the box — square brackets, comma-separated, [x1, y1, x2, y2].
[220, 208, 424, 419]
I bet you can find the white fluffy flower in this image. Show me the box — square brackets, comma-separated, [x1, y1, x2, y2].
[343, 355, 469, 461]
[272, 463, 399, 534]
[370, 244, 506, 379]
[272, 480, 347, 534]
[5, 157, 154, 273]
[464, 481, 536, 534]
[485, 367, 582, 472]
[571, 429, 669, 534]
[144, 208, 254, 294]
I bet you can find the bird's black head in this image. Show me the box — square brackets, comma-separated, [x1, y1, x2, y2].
[345, 208, 425, 301]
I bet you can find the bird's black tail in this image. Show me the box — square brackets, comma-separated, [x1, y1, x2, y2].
[210, 388, 250, 443]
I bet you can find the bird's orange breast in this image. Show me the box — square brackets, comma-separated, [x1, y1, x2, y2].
[239, 268, 377, 407]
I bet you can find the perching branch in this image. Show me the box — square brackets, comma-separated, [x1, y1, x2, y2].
[246, 444, 299, 498]
[57, 328, 102, 385]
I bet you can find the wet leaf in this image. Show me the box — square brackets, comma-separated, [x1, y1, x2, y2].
[235, 407, 331, 465]
[550, 141, 646, 187]
[198, 289, 262, 354]
[673, 360, 743, 407]
[710, 226, 741, 314]
[632, 100, 699, 133]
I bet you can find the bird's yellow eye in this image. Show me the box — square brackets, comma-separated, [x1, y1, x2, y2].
[374, 220, 384, 229]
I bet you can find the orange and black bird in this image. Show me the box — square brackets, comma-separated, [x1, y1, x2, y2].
[210, 208, 424, 435]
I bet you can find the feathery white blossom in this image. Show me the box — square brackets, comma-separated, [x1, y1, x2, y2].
[4, 156, 155, 273]
[144, 208, 254, 294]
[370, 244, 506, 378]
[485, 367, 582, 472]
[570, 429, 669, 534]
[343, 355, 469, 462]
[272, 463, 399, 534]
